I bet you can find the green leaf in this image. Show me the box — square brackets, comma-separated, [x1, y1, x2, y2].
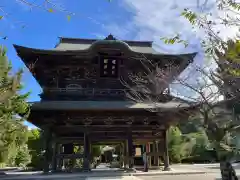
[0, 16, 3, 20]
[67, 15, 71, 21]
[170, 39, 175, 44]
[181, 9, 197, 25]
[48, 8, 54, 13]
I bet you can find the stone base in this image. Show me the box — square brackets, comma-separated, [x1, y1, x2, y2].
[82, 169, 91, 172]
[42, 171, 51, 175]
[0, 172, 6, 176]
[163, 166, 172, 171]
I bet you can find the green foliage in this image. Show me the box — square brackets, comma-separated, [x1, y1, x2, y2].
[91, 145, 102, 157]
[228, 1, 240, 10]
[27, 129, 44, 169]
[160, 34, 188, 47]
[221, 40, 240, 76]
[162, 5, 240, 164]
[0, 46, 30, 167]
[48, 8, 54, 13]
[168, 126, 182, 163]
[15, 145, 31, 167]
[67, 15, 71, 21]
[181, 9, 197, 25]
[168, 126, 194, 163]
[168, 126, 182, 145]
[189, 131, 209, 155]
[182, 105, 240, 162]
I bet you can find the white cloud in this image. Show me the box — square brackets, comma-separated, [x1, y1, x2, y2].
[118, 0, 239, 42]
[105, 0, 240, 56]
[105, 0, 240, 101]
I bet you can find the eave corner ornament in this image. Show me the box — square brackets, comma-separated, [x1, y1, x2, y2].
[83, 117, 93, 126]
[126, 116, 134, 125]
[104, 117, 113, 126]
[143, 117, 150, 125]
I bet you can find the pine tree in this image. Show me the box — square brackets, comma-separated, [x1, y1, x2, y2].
[0, 46, 30, 166]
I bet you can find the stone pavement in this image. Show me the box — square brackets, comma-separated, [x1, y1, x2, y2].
[0, 163, 212, 180]
[4, 163, 240, 180]
[0, 174, 224, 180]
[137, 174, 221, 180]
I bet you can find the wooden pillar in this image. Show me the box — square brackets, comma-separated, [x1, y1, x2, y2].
[58, 144, 64, 170]
[127, 131, 133, 168]
[123, 140, 127, 168]
[156, 141, 160, 167]
[149, 143, 152, 168]
[52, 140, 57, 172]
[142, 144, 145, 154]
[146, 142, 151, 168]
[55, 143, 61, 171]
[43, 127, 52, 173]
[153, 141, 158, 166]
[62, 143, 74, 171]
[83, 132, 91, 171]
[119, 142, 124, 168]
[163, 129, 170, 171]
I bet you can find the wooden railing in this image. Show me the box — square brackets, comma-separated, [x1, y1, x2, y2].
[43, 87, 128, 97]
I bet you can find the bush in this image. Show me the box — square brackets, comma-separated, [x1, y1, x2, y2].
[15, 145, 31, 167]
[27, 129, 44, 170]
[168, 126, 187, 163]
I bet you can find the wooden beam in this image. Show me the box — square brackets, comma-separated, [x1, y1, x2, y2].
[56, 154, 84, 159]
[56, 132, 163, 137]
[56, 138, 124, 144]
[55, 136, 162, 144]
[55, 137, 164, 144]
[54, 125, 165, 133]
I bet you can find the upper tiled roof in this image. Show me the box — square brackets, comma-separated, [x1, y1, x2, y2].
[54, 34, 159, 54]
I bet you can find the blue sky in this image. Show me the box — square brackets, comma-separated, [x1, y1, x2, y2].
[0, 0, 238, 129]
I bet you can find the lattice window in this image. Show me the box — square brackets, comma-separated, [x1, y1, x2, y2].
[100, 58, 118, 78]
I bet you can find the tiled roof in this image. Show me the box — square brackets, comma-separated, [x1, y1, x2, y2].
[54, 37, 159, 54]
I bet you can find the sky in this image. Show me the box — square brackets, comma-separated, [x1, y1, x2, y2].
[0, 0, 239, 129]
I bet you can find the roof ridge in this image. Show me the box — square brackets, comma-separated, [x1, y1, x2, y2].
[58, 36, 153, 47]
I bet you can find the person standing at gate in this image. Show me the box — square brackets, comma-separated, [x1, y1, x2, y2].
[142, 151, 148, 172]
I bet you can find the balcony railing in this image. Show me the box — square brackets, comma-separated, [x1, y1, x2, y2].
[43, 87, 128, 97]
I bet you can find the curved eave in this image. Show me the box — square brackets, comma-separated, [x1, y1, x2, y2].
[13, 44, 197, 63]
[13, 44, 88, 56]
[27, 100, 200, 112]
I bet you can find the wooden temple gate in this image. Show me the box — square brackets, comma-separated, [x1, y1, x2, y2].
[14, 34, 197, 172]
[31, 109, 180, 172]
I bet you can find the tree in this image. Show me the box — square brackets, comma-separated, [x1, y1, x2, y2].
[178, 2, 240, 159]
[166, 1, 240, 103]
[158, 1, 240, 178]
[161, 1, 240, 104]
[0, 46, 30, 167]
[168, 126, 186, 163]
[27, 129, 45, 170]
[121, 39, 240, 174]
[0, 46, 22, 103]
[91, 145, 102, 158]
[15, 144, 31, 168]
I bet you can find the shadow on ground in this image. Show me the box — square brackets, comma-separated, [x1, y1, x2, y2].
[206, 163, 240, 171]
